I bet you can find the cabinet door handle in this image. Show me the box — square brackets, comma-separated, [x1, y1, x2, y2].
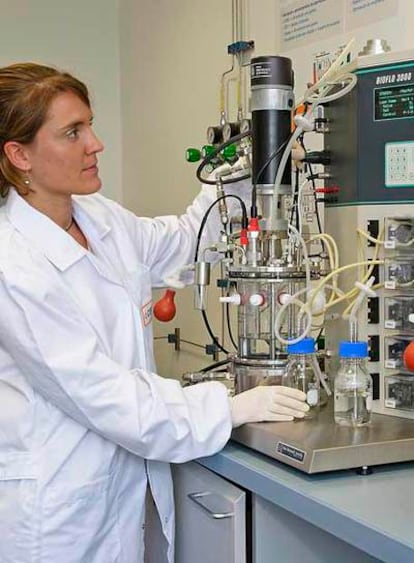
[188, 491, 234, 519]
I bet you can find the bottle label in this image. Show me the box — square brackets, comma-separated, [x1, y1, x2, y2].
[307, 388, 319, 406]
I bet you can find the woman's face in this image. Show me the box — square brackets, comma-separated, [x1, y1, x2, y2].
[22, 90, 104, 198]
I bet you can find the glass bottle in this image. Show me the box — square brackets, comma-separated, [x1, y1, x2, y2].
[285, 337, 319, 419]
[334, 341, 373, 427]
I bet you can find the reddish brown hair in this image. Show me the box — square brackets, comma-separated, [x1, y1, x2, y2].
[0, 62, 90, 196]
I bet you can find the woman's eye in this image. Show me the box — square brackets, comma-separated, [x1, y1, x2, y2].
[67, 128, 79, 139]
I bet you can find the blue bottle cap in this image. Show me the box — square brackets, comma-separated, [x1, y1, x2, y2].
[338, 341, 368, 358]
[287, 337, 315, 355]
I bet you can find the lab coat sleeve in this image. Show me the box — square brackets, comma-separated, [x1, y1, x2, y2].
[0, 264, 232, 463]
[107, 179, 251, 287]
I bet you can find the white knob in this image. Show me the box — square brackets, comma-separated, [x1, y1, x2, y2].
[408, 313, 414, 324]
[277, 292, 291, 305]
[308, 289, 326, 314]
[249, 294, 265, 306]
[220, 294, 241, 305]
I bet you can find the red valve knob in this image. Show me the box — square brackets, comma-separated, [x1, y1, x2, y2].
[248, 217, 260, 232]
[153, 289, 177, 322]
[240, 227, 248, 246]
[403, 341, 414, 371]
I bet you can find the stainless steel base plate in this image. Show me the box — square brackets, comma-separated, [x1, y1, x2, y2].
[231, 401, 414, 473]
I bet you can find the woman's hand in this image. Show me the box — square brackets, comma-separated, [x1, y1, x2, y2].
[230, 386, 310, 428]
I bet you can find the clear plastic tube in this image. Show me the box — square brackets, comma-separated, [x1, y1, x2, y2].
[307, 74, 357, 105]
[312, 354, 332, 396]
[347, 277, 376, 342]
[274, 286, 313, 346]
[271, 125, 304, 230]
[297, 178, 310, 235]
[288, 224, 311, 290]
[297, 38, 355, 108]
[306, 260, 383, 315]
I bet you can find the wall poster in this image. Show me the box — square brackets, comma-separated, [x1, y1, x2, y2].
[279, 0, 399, 50]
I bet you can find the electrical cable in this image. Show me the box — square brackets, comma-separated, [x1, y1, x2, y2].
[196, 130, 251, 185]
[194, 194, 247, 356]
[201, 309, 229, 355]
[200, 357, 231, 373]
[194, 194, 247, 262]
[316, 326, 324, 344]
[251, 139, 288, 217]
[226, 302, 238, 350]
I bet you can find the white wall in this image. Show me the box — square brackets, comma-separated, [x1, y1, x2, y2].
[0, 0, 122, 201]
[119, 0, 238, 377]
[119, 0, 233, 214]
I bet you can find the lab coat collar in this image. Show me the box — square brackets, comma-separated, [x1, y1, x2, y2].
[5, 188, 111, 271]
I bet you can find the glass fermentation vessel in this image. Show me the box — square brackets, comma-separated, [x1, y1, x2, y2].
[334, 341, 373, 427]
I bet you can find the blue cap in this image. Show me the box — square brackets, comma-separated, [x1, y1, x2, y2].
[287, 337, 315, 355]
[339, 341, 368, 358]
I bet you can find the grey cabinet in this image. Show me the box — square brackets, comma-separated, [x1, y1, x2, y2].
[252, 495, 382, 563]
[172, 461, 246, 563]
[173, 461, 384, 563]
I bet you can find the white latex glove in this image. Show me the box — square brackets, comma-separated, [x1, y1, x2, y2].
[230, 386, 310, 428]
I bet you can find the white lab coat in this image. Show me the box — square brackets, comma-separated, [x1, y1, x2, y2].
[0, 184, 248, 563]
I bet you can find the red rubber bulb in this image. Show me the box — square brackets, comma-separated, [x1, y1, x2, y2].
[403, 341, 414, 371]
[153, 289, 177, 322]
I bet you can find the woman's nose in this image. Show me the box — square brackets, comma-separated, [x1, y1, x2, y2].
[87, 129, 104, 154]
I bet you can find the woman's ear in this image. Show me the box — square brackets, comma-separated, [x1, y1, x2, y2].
[3, 141, 30, 172]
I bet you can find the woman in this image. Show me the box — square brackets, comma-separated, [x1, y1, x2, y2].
[0, 63, 308, 562]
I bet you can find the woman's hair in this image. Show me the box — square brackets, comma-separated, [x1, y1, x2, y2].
[0, 62, 91, 197]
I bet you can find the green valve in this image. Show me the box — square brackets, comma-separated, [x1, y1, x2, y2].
[201, 145, 216, 158]
[222, 144, 237, 160]
[185, 148, 201, 162]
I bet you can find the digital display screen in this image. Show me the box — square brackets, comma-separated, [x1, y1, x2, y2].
[375, 84, 414, 121]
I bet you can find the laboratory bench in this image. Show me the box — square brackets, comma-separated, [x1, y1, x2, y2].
[186, 441, 414, 562]
[198, 442, 414, 563]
